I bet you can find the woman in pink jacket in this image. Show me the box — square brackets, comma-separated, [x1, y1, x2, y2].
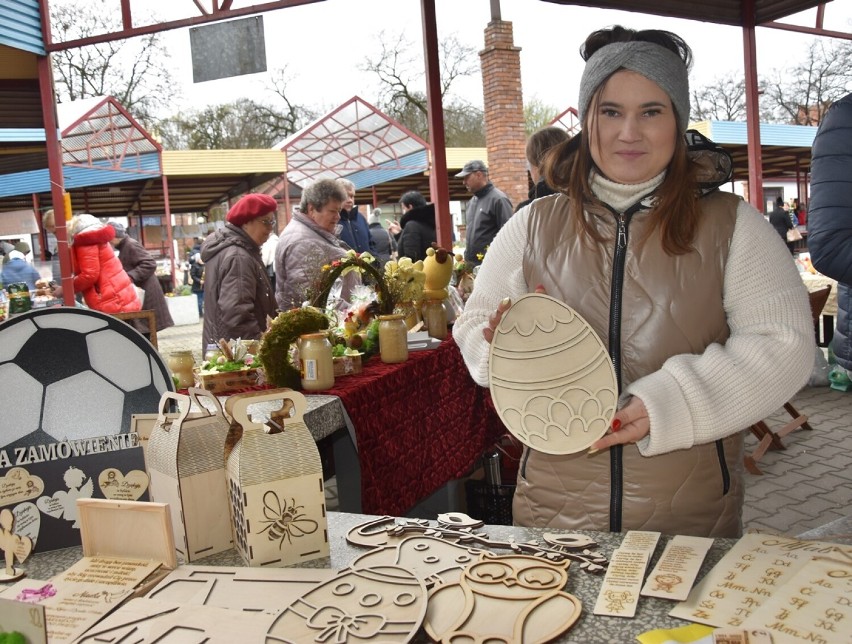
[68, 214, 140, 314]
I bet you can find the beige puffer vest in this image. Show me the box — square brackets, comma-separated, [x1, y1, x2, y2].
[513, 189, 745, 537]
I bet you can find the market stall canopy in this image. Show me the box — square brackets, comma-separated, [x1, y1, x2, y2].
[691, 120, 817, 181]
[0, 94, 286, 217]
[265, 96, 429, 203]
[538, 0, 831, 27]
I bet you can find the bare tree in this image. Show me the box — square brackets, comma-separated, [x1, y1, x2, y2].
[362, 31, 484, 146]
[48, 0, 178, 124]
[761, 39, 852, 125]
[156, 98, 307, 150]
[524, 96, 560, 136]
[690, 75, 749, 122]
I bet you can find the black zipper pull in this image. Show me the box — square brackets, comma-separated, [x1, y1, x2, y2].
[617, 213, 627, 250]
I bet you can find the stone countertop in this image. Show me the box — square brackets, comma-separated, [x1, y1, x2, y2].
[7, 511, 741, 643]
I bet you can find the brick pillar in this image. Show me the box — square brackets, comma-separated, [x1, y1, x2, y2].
[480, 20, 527, 208]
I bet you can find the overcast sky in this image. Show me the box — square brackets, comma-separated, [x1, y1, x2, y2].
[136, 0, 852, 115]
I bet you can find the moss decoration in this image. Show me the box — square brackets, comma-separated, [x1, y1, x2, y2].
[310, 253, 394, 315]
[258, 307, 330, 388]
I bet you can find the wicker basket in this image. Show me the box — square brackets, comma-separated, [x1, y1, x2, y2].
[464, 479, 515, 526]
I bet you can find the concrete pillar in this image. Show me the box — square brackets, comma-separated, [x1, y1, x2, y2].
[480, 20, 527, 208]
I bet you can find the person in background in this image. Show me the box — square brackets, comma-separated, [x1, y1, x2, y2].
[42, 209, 62, 282]
[337, 179, 375, 254]
[454, 25, 813, 537]
[110, 222, 174, 334]
[1, 250, 41, 290]
[201, 194, 277, 350]
[54, 214, 140, 313]
[275, 179, 360, 311]
[457, 160, 513, 266]
[368, 207, 395, 267]
[514, 126, 571, 212]
[190, 253, 204, 317]
[261, 228, 279, 290]
[396, 191, 437, 262]
[806, 92, 852, 388]
[768, 196, 795, 254]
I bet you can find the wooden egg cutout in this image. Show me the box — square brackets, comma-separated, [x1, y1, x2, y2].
[489, 293, 617, 454]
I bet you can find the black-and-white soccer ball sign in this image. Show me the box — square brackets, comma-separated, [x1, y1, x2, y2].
[0, 308, 174, 449]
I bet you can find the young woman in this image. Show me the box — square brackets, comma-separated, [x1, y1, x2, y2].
[454, 26, 813, 537]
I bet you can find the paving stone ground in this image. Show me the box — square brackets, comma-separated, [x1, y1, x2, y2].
[156, 322, 852, 536]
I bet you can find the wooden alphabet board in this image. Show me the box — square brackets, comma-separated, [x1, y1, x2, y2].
[670, 533, 852, 630]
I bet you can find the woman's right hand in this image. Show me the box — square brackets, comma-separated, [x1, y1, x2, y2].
[482, 297, 512, 344]
[482, 285, 546, 343]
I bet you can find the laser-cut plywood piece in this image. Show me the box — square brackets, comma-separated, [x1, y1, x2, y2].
[266, 565, 427, 643]
[145, 566, 333, 613]
[351, 536, 484, 587]
[226, 388, 328, 567]
[0, 507, 33, 581]
[148, 388, 232, 562]
[489, 293, 617, 454]
[424, 553, 582, 643]
[345, 516, 608, 573]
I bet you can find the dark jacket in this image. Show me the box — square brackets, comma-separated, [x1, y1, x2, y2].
[190, 260, 204, 293]
[338, 206, 375, 254]
[116, 236, 174, 333]
[464, 182, 513, 265]
[807, 92, 852, 370]
[369, 222, 395, 266]
[514, 178, 559, 213]
[201, 223, 276, 351]
[397, 203, 437, 262]
[768, 205, 794, 241]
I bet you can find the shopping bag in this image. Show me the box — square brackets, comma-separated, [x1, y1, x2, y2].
[787, 227, 803, 242]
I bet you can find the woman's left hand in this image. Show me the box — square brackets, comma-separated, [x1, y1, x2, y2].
[590, 395, 650, 451]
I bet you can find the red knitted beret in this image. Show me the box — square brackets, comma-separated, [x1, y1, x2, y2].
[226, 194, 278, 226]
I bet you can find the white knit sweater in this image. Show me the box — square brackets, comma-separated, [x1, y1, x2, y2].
[454, 179, 815, 457]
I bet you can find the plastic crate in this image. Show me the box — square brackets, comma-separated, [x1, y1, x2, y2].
[464, 479, 515, 526]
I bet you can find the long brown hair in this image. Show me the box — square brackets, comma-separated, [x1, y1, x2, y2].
[543, 27, 702, 256]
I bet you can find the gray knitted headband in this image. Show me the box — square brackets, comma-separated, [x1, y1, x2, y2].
[578, 41, 690, 133]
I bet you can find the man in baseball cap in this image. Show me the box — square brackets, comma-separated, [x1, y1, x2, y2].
[200, 193, 278, 350]
[456, 159, 513, 266]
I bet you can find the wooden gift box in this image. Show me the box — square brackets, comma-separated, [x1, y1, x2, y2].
[147, 388, 233, 563]
[77, 498, 177, 597]
[224, 388, 329, 567]
[196, 367, 263, 394]
[333, 353, 362, 377]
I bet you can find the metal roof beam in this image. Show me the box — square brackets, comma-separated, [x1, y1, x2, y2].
[42, 0, 327, 51]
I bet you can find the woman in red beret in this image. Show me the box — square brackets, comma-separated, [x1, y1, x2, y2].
[200, 193, 278, 350]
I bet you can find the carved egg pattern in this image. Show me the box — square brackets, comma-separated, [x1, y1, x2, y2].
[489, 293, 617, 454]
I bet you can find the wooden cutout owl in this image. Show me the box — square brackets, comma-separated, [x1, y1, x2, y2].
[350, 536, 483, 587]
[266, 565, 427, 643]
[423, 553, 582, 643]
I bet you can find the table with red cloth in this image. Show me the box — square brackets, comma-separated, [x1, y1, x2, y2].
[317, 334, 505, 516]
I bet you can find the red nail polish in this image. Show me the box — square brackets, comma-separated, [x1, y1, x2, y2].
[611, 418, 622, 431]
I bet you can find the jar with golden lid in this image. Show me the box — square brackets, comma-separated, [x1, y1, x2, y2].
[378, 314, 408, 364]
[167, 350, 196, 389]
[299, 332, 335, 391]
[421, 299, 447, 340]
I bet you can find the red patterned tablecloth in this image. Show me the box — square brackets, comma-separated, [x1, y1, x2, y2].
[317, 336, 505, 516]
